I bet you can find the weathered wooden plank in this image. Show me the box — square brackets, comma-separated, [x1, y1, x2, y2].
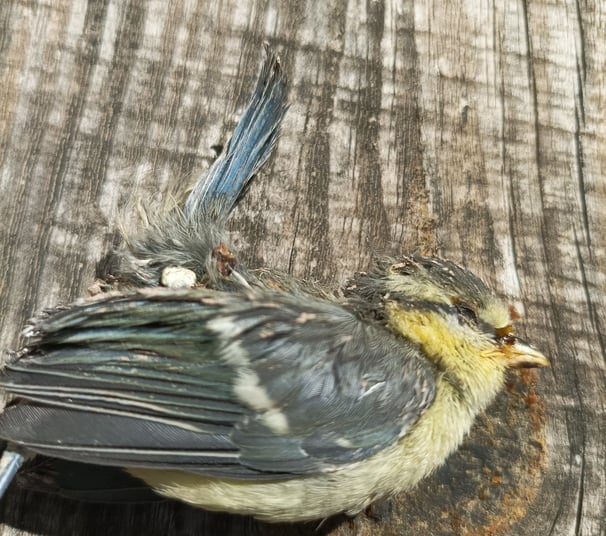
[0, 0, 604, 534]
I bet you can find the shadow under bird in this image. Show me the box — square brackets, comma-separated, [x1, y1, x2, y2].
[0, 49, 549, 522]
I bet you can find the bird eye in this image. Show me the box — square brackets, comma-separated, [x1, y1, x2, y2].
[454, 302, 478, 324]
[499, 334, 516, 346]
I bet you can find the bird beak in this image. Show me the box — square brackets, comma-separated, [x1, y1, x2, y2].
[504, 337, 549, 368]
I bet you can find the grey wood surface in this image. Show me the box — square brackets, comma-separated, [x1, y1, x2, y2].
[0, 1, 604, 535]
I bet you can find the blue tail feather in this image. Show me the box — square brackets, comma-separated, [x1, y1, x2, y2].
[184, 49, 288, 222]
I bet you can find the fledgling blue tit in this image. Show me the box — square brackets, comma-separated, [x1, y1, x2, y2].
[0, 49, 548, 522]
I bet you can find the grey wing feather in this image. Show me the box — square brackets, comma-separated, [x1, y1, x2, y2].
[0, 288, 436, 479]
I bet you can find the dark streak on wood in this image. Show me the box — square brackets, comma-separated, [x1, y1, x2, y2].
[389, 4, 435, 258]
[299, 51, 337, 281]
[354, 0, 390, 258]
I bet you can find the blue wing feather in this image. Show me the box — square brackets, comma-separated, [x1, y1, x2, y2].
[184, 49, 288, 222]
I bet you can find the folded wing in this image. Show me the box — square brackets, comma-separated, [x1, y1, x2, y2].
[0, 288, 436, 479]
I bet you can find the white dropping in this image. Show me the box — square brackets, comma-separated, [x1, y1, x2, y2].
[160, 266, 197, 288]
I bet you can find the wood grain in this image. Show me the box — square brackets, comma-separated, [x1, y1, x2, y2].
[0, 1, 604, 534]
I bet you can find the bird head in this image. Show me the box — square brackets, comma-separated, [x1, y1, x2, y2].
[349, 255, 548, 397]
[385, 256, 548, 383]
